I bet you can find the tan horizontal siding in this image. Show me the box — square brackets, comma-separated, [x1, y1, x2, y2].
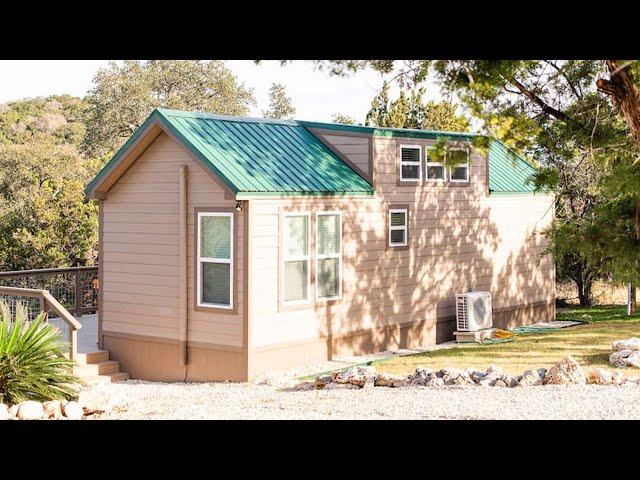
[316, 132, 370, 176]
[249, 133, 554, 348]
[102, 132, 243, 347]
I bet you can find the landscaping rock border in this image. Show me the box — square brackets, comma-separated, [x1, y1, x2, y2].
[610, 337, 640, 368]
[309, 355, 640, 391]
[0, 387, 119, 420]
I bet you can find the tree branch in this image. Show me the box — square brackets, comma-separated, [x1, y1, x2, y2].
[503, 74, 574, 124]
[544, 60, 582, 100]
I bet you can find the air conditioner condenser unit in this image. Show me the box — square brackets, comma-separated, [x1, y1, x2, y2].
[455, 291, 493, 332]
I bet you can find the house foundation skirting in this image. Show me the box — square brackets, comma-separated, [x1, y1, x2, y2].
[102, 331, 248, 382]
[103, 300, 554, 382]
[249, 300, 555, 377]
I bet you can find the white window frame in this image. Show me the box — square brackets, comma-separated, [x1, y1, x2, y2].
[399, 145, 422, 182]
[425, 146, 446, 182]
[282, 212, 311, 305]
[448, 147, 470, 183]
[315, 211, 342, 302]
[196, 211, 233, 309]
[388, 208, 408, 247]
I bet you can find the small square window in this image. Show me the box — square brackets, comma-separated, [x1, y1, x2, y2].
[448, 147, 470, 183]
[400, 146, 422, 182]
[389, 208, 408, 247]
[426, 147, 445, 181]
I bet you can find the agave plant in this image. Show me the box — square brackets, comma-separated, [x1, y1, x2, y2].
[0, 301, 81, 405]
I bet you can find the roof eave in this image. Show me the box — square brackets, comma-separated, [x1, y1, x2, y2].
[85, 109, 241, 200]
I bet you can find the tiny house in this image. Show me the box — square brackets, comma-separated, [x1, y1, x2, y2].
[86, 108, 554, 382]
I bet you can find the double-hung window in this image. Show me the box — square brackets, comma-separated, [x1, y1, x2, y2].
[316, 212, 342, 301]
[448, 147, 470, 182]
[388, 208, 408, 247]
[399, 145, 422, 182]
[197, 211, 233, 309]
[282, 213, 311, 304]
[426, 146, 446, 181]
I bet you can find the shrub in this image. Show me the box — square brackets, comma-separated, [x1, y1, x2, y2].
[0, 301, 81, 405]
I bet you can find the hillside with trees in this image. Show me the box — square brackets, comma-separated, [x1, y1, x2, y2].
[0, 61, 256, 271]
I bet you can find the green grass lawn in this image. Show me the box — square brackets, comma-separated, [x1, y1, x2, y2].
[375, 305, 640, 377]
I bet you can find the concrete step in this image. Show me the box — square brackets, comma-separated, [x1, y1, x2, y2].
[76, 350, 109, 364]
[81, 371, 130, 385]
[74, 360, 121, 377]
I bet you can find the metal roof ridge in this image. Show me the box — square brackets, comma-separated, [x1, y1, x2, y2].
[155, 108, 300, 126]
[298, 119, 480, 138]
[155, 108, 481, 137]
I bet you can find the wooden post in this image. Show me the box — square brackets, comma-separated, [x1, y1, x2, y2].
[39, 292, 48, 322]
[629, 284, 637, 316]
[69, 328, 77, 361]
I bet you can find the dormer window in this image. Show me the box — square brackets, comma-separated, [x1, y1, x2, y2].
[399, 145, 422, 182]
[448, 147, 470, 183]
[426, 147, 445, 181]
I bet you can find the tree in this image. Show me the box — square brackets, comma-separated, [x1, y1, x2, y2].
[0, 135, 98, 270]
[82, 60, 255, 159]
[263, 83, 296, 119]
[365, 82, 469, 131]
[311, 60, 640, 306]
[331, 113, 358, 125]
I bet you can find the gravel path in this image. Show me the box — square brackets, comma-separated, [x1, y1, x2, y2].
[91, 380, 640, 420]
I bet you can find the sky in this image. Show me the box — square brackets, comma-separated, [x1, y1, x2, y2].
[0, 60, 443, 123]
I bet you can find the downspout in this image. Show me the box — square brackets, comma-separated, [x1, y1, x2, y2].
[179, 165, 189, 368]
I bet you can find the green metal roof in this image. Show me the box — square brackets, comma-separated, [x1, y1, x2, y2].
[300, 120, 478, 142]
[487, 139, 537, 194]
[87, 108, 539, 198]
[86, 108, 374, 197]
[302, 120, 538, 194]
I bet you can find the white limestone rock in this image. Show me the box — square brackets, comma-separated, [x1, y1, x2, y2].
[332, 366, 377, 387]
[610, 350, 640, 368]
[62, 401, 84, 420]
[544, 356, 586, 385]
[587, 368, 613, 385]
[425, 377, 445, 388]
[411, 367, 434, 385]
[519, 369, 544, 387]
[16, 401, 44, 420]
[315, 375, 333, 390]
[0, 404, 9, 420]
[42, 400, 62, 419]
[375, 373, 407, 387]
[8, 404, 19, 418]
[612, 338, 640, 352]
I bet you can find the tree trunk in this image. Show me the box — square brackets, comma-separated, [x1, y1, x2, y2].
[576, 275, 593, 307]
[630, 285, 637, 315]
[596, 60, 640, 240]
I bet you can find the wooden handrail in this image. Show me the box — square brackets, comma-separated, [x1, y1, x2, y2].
[42, 291, 82, 330]
[0, 286, 82, 361]
[0, 266, 97, 277]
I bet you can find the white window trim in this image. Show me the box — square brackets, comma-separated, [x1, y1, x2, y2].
[196, 211, 233, 309]
[399, 145, 422, 182]
[425, 146, 446, 182]
[448, 147, 470, 183]
[388, 208, 408, 247]
[315, 211, 342, 302]
[282, 212, 311, 306]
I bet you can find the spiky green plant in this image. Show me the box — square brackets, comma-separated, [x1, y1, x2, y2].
[0, 301, 81, 405]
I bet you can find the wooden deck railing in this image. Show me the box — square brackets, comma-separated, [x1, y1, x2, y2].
[0, 286, 82, 360]
[0, 266, 98, 317]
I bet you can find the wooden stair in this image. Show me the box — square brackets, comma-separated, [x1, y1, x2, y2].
[74, 350, 130, 384]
